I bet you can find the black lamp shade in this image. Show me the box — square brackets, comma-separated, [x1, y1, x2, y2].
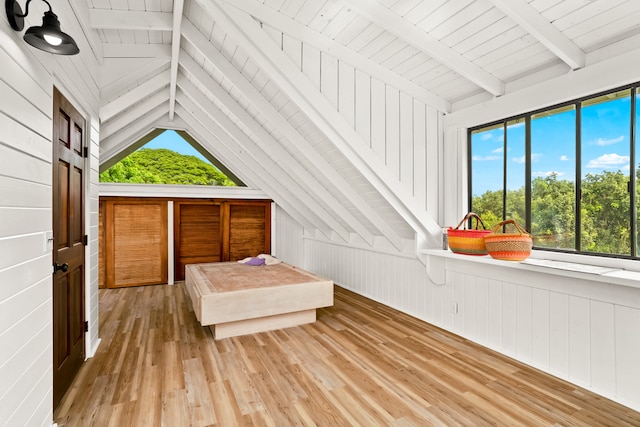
[23, 10, 79, 55]
[5, 0, 79, 55]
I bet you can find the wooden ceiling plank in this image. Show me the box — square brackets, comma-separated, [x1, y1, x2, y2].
[209, 0, 443, 247]
[182, 21, 406, 250]
[345, 0, 505, 96]
[224, 0, 450, 112]
[488, 0, 586, 70]
[179, 58, 377, 246]
[88, 9, 173, 30]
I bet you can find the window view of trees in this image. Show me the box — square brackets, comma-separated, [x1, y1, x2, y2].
[470, 85, 638, 257]
[100, 148, 237, 186]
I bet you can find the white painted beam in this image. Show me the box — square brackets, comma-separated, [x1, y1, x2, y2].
[178, 62, 373, 245]
[100, 58, 170, 101]
[88, 9, 173, 31]
[208, 0, 443, 246]
[101, 90, 169, 139]
[100, 104, 169, 164]
[168, 0, 185, 121]
[488, 0, 585, 70]
[180, 24, 406, 250]
[100, 69, 170, 121]
[345, 0, 505, 96]
[224, 0, 450, 112]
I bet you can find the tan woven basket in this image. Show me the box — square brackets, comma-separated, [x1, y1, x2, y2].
[484, 220, 532, 261]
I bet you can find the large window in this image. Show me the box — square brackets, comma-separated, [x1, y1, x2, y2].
[470, 84, 638, 258]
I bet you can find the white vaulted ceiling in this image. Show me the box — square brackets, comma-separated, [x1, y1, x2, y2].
[90, 0, 640, 251]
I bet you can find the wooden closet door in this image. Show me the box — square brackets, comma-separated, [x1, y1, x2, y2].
[105, 200, 168, 288]
[223, 201, 271, 261]
[174, 201, 222, 281]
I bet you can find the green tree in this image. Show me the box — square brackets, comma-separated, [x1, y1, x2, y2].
[531, 174, 575, 249]
[581, 170, 630, 254]
[472, 170, 636, 255]
[99, 149, 237, 186]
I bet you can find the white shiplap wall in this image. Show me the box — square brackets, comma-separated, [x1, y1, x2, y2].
[274, 45, 640, 412]
[0, 2, 100, 424]
[269, 27, 442, 230]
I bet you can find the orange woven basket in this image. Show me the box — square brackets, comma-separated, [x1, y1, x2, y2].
[447, 212, 492, 256]
[484, 220, 533, 261]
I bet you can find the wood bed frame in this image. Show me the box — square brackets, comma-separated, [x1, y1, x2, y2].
[185, 262, 334, 339]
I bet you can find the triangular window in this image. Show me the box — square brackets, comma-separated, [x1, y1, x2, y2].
[99, 129, 243, 186]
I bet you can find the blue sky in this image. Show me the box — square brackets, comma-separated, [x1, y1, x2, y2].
[141, 129, 213, 164]
[471, 94, 633, 196]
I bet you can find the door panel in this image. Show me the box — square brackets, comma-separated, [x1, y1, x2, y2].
[53, 88, 85, 410]
[224, 202, 271, 261]
[106, 200, 168, 288]
[174, 201, 221, 281]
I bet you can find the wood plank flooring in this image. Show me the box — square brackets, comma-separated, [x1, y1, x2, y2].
[54, 282, 640, 426]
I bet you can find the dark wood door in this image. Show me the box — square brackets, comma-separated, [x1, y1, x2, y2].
[53, 88, 85, 409]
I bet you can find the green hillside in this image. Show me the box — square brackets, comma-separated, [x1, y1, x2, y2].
[99, 148, 237, 186]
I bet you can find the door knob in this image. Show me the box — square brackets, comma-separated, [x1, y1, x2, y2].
[53, 262, 69, 273]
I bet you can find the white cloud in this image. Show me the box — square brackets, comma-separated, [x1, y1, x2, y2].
[472, 155, 501, 161]
[512, 153, 541, 164]
[531, 153, 542, 162]
[513, 155, 525, 164]
[585, 153, 630, 169]
[492, 147, 504, 154]
[560, 155, 570, 161]
[593, 135, 625, 146]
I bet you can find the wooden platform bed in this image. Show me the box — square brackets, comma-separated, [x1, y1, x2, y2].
[185, 262, 334, 339]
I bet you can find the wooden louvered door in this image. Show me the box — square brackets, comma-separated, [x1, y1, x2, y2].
[174, 201, 222, 281]
[52, 88, 85, 410]
[223, 201, 271, 261]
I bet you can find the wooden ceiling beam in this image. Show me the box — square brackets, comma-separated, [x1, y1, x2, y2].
[345, 0, 505, 96]
[205, 0, 443, 246]
[100, 69, 170, 122]
[224, 0, 450, 113]
[101, 90, 169, 140]
[99, 104, 168, 168]
[488, 0, 586, 70]
[181, 20, 406, 250]
[179, 58, 374, 246]
[168, 0, 185, 121]
[100, 58, 170, 101]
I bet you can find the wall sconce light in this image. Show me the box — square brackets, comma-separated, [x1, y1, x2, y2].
[5, 0, 79, 55]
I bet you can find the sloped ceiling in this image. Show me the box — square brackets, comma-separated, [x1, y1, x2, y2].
[90, 0, 640, 252]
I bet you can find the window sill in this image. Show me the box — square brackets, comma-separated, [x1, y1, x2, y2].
[421, 249, 640, 290]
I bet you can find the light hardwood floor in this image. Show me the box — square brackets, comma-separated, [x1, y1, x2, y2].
[55, 282, 640, 426]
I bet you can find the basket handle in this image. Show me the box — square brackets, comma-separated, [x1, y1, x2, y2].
[454, 212, 488, 231]
[491, 219, 530, 235]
